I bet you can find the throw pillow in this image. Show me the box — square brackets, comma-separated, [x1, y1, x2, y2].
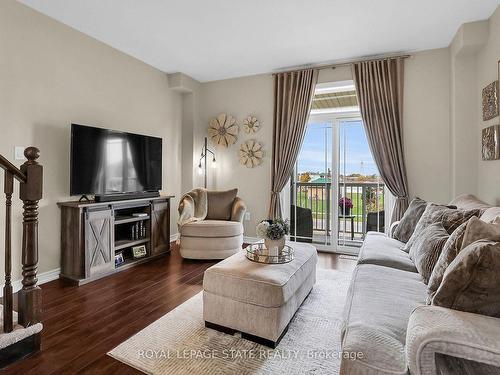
[431, 240, 500, 318]
[206, 189, 238, 220]
[393, 197, 427, 243]
[461, 216, 500, 249]
[408, 222, 450, 284]
[404, 204, 479, 252]
[426, 216, 500, 303]
[426, 220, 468, 303]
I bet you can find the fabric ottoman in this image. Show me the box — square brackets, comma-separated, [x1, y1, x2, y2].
[203, 242, 317, 348]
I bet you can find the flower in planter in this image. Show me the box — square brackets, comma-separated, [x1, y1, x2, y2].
[256, 221, 270, 238]
[339, 197, 353, 209]
[256, 219, 290, 240]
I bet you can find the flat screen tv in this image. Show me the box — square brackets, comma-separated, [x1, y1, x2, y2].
[70, 124, 162, 198]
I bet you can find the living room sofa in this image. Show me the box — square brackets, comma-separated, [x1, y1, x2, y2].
[340, 194, 500, 375]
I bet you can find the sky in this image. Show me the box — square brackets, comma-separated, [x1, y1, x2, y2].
[296, 120, 379, 176]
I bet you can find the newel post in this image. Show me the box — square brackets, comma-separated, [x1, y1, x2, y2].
[18, 147, 43, 327]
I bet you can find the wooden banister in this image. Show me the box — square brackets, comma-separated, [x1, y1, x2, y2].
[0, 154, 26, 183]
[18, 147, 43, 327]
[3, 172, 13, 333]
[0, 147, 44, 332]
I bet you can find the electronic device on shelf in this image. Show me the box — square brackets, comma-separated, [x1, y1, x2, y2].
[70, 123, 162, 202]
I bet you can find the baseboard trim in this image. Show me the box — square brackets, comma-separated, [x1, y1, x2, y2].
[1, 235, 178, 298]
[0, 268, 61, 298]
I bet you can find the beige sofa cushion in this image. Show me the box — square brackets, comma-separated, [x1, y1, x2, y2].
[341, 264, 426, 375]
[206, 189, 237, 220]
[432, 240, 500, 318]
[449, 193, 500, 223]
[180, 220, 243, 238]
[357, 232, 417, 272]
[449, 194, 491, 211]
[203, 242, 317, 308]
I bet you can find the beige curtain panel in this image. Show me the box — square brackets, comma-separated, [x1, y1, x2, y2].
[269, 68, 318, 219]
[352, 58, 409, 223]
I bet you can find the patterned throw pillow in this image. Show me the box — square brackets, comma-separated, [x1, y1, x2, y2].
[427, 216, 500, 303]
[393, 197, 427, 243]
[431, 240, 500, 318]
[426, 220, 468, 303]
[409, 222, 449, 284]
[404, 204, 480, 252]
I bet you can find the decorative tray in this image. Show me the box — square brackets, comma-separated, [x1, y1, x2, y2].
[245, 243, 294, 264]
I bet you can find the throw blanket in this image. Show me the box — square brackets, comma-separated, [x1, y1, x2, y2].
[177, 188, 208, 236]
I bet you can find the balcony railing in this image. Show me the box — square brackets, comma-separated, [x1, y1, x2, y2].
[291, 181, 385, 245]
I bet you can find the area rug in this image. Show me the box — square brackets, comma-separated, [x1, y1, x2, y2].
[108, 268, 352, 374]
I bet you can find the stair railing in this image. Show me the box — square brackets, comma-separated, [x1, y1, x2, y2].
[0, 147, 42, 332]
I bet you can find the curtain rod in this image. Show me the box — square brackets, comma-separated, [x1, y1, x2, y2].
[271, 54, 411, 76]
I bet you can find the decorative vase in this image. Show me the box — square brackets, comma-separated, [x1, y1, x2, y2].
[265, 237, 285, 257]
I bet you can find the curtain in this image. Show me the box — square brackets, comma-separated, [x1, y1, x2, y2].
[269, 68, 318, 219]
[351, 58, 409, 223]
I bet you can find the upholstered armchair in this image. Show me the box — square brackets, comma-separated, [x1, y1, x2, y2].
[178, 188, 246, 260]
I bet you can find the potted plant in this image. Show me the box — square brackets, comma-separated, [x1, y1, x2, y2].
[256, 218, 290, 253]
[339, 197, 353, 216]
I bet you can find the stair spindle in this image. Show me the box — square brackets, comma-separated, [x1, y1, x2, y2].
[3, 172, 13, 333]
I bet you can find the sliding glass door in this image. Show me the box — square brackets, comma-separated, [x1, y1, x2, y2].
[291, 120, 333, 246]
[290, 114, 384, 254]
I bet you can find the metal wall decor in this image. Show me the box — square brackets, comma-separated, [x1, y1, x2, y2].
[482, 81, 499, 121]
[482, 124, 500, 161]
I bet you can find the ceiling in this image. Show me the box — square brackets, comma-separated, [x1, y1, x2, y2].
[18, 0, 500, 82]
[311, 90, 358, 111]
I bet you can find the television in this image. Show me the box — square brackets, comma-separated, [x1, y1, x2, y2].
[70, 124, 162, 199]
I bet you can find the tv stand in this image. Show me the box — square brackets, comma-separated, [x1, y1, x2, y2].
[78, 195, 91, 202]
[95, 191, 160, 203]
[58, 195, 173, 285]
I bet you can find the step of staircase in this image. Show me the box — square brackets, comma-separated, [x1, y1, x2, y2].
[0, 307, 42, 368]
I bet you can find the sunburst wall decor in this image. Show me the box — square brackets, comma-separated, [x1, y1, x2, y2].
[208, 113, 238, 147]
[239, 139, 264, 168]
[242, 116, 260, 134]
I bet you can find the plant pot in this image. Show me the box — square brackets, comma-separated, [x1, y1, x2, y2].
[265, 237, 285, 256]
[340, 207, 351, 216]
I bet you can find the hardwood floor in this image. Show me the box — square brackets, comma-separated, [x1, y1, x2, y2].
[2, 244, 356, 375]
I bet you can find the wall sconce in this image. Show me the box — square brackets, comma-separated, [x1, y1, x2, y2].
[198, 137, 216, 188]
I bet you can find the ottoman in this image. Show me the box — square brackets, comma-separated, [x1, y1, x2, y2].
[203, 242, 317, 348]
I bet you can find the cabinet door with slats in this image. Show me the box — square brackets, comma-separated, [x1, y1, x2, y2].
[85, 209, 114, 277]
[151, 200, 170, 255]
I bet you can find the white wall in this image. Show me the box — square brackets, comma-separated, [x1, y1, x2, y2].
[0, 0, 183, 281]
[3, 0, 496, 280]
[404, 49, 452, 203]
[476, 6, 500, 205]
[197, 75, 274, 236]
[194, 50, 453, 238]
